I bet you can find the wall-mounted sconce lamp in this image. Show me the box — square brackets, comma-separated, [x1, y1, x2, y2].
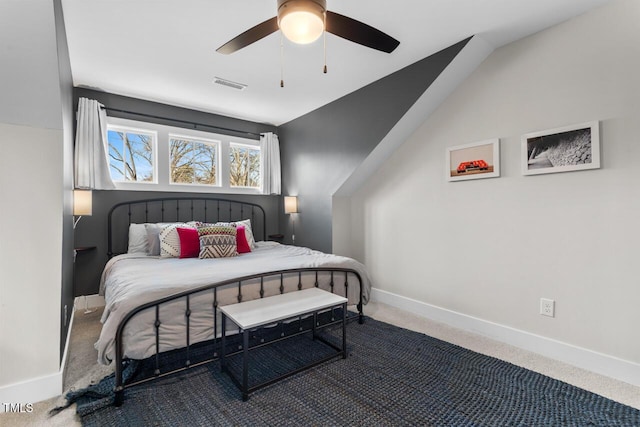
[73, 189, 93, 229]
[284, 196, 298, 245]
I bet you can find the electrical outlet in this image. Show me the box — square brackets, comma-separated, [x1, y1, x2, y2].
[540, 298, 555, 317]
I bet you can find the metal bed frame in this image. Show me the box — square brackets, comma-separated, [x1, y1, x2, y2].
[105, 197, 365, 406]
[107, 197, 268, 258]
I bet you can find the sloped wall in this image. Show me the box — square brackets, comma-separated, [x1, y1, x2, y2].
[0, 2, 64, 386]
[349, 0, 640, 371]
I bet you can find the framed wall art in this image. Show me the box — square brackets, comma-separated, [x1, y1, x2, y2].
[447, 138, 500, 182]
[521, 121, 600, 176]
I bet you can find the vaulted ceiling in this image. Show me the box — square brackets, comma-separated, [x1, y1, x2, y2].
[61, 0, 609, 126]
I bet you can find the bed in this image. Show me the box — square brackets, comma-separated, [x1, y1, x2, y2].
[97, 197, 371, 405]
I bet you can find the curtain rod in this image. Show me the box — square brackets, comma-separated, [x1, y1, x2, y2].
[100, 106, 264, 138]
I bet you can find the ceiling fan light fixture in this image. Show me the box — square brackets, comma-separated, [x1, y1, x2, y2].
[277, 0, 326, 45]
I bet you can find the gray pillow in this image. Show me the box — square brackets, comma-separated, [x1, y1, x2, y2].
[127, 224, 149, 254]
[145, 224, 162, 256]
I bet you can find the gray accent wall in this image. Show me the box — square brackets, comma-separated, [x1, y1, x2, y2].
[74, 191, 281, 296]
[278, 38, 470, 253]
[72, 90, 279, 296]
[74, 88, 276, 140]
[54, 0, 75, 361]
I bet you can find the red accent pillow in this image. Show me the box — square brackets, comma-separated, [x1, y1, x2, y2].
[236, 225, 251, 254]
[177, 227, 200, 258]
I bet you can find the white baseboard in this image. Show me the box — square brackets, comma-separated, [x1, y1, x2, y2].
[0, 371, 62, 412]
[74, 294, 105, 311]
[0, 302, 77, 411]
[370, 287, 640, 387]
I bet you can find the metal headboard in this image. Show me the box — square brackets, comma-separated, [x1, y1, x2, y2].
[107, 197, 267, 258]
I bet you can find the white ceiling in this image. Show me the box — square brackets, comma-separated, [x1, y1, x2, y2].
[61, 0, 609, 126]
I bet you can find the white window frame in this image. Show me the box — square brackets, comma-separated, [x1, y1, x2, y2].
[229, 141, 262, 190]
[105, 116, 263, 195]
[106, 124, 158, 184]
[168, 134, 221, 188]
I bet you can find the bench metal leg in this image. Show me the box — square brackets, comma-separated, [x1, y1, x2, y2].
[114, 386, 124, 407]
[312, 312, 317, 340]
[242, 329, 249, 401]
[342, 302, 347, 359]
[221, 314, 227, 372]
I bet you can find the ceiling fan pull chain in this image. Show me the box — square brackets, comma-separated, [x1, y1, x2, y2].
[280, 33, 285, 88]
[323, 16, 327, 74]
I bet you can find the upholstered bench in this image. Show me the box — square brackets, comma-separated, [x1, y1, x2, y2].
[220, 287, 347, 401]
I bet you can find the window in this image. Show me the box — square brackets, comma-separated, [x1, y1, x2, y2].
[105, 117, 264, 194]
[107, 126, 156, 182]
[169, 136, 219, 186]
[229, 143, 261, 189]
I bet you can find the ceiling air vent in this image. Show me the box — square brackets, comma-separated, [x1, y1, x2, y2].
[213, 77, 247, 91]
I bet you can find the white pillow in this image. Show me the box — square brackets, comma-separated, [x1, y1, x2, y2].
[213, 219, 256, 249]
[235, 219, 256, 249]
[127, 224, 149, 254]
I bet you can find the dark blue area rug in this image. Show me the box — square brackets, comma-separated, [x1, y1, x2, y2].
[64, 317, 639, 426]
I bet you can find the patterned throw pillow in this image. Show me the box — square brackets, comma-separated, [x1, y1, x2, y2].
[198, 225, 237, 259]
[159, 223, 196, 258]
[211, 219, 256, 249]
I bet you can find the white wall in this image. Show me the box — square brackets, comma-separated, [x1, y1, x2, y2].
[345, 0, 640, 378]
[0, 0, 65, 403]
[0, 124, 63, 385]
[0, 1, 64, 130]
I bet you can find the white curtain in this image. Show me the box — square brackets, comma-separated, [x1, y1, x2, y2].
[260, 132, 281, 195]
[74, 98, 115, 190]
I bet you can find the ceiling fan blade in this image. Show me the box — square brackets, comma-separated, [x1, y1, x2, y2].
[325, 11, 399, 53]
[216, 17, 279, 54]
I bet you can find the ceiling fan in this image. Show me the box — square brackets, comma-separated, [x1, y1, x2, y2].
[216, 0, 400, 55]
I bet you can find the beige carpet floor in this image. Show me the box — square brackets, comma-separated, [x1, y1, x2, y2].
[2, 301, 638, 426]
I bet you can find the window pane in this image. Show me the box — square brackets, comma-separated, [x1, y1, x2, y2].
[170, 137, 218, 185]
[193, 142, 217, 184]
[107, 130, 125, 181]
[170, 138, 194, 184]
[126, 132, 154, 182]
[230, 144, 260, 188]
[107, 128, 155, 182]
[248, 148, 260, 187]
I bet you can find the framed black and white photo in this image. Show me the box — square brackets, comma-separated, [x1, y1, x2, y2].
[521, 121, 600, 176]
[447, 138, 500, 182]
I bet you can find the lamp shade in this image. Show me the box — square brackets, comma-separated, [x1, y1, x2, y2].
[284, 196, 298, 214]
[73, 189, 93, 216]
[278, 0, 325, 45]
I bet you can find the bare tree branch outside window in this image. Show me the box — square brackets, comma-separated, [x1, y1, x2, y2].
[108, 129, 154, 182]
[107, 125, 261, 190]
[230, 144, 260, 188]
[170, 138, 217, 185]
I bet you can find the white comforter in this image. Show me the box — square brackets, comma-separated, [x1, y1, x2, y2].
[96, 242, 371, 365]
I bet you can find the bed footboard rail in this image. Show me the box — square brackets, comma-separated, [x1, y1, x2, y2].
[113, 267, 364, 406]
